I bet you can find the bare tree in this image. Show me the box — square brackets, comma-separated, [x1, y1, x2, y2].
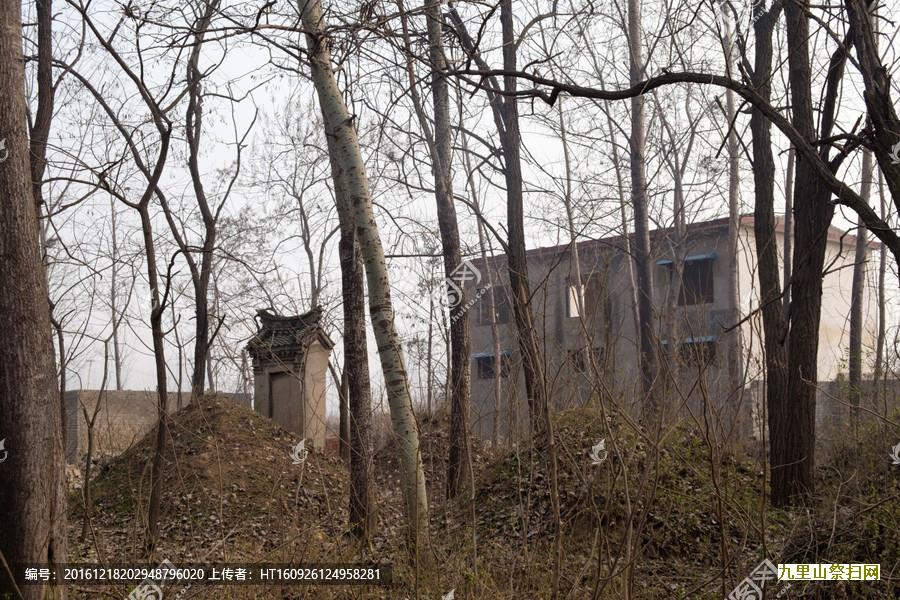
[849, 149, 873, 425]
[0, 2, 67, 597]
[627, 0, 658, 410]
[394, 0, 471, 499]
[299, 0, 429, 549]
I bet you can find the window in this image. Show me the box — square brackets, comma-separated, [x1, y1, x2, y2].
[569, 346, 604, 374]
[475, 352, 511, 379]
[678, 257, 715, 305]
[566, 282, 584, 318]
[477, 288, 511, 325]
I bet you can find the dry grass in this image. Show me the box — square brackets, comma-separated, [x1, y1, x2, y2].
[66, 397, 899, 599]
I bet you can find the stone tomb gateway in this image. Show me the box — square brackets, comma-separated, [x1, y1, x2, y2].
[246, 307, 333, 450]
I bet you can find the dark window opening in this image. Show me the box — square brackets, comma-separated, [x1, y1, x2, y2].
[679, 258, 715, 305]
[476, 352, 511, 379]
[477, 288, 511, 325]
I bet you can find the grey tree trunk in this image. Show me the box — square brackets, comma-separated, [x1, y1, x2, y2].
[749, 3, 790, 503]
[419, 0, 471, 499]
[723, 28, 743, 399]
[300, 0, 428, 547]
[184, 1, 219, 402]
[775, 0, 850, 504]
[627, 0, 657, 409]
[0, 1, 67, 596]
[142, 200, 172, 552]
[446, 5, 549, 432]
[848, 149, 873, 424]
[874, 170, 887, 383]
[337, 224, 374, 538]
[783, 147, 794, 320]
[110, 196, 124, 389]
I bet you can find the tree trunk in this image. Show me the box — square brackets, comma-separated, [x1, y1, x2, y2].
[497, 4, 549, 433]
[776, 0, 843, 505]
[185, 1, 219, 402]
[426, 294, 434, 415]
[142, 203, 172, 553]
[0, 2, 67, 595]
[29, 0, 53, 218]
[446, 5, 548, 432]
[110, 196, 124, 390]
[627, 0, 657, 410]
[749, 3, 790, 503]
[300, 0, 428, 548]
[416, 0, 472, 500]
[783, 147, 794, 321]
[724, 39, 743, 400]
[336, 145, 375, 542]
[874, 170, 887, 383]
[848, 149, 872, 425]
[334, 363, 351, 464]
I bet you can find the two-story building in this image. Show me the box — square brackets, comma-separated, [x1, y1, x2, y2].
[465, 215, 879, 443]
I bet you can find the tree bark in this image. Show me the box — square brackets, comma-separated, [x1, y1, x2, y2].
[447, 5, 549, 431]
[848, 149, 872, 425]
[749, 2, 790, 504]
[0, 2, 67, 596]
[724, 41, 743, 400]
[627, 0, 658, 409]
[142, 201, 172, 553]
[184, 0, 220, 402]
[338, 223, 374, 538]
[110, 196, 124, 390]
[499, 5, 549, 430]
[775, 0, 848, 505]
[300, 0, 428, 548]
[874, 170, 887, 383]
[413, 0, 472, 499]
[783, 147, 794, 321]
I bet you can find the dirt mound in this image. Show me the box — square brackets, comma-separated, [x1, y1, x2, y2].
[373, 408, 494, 500]
[464, 408, 762, 547]
[70, 395, 348, 562]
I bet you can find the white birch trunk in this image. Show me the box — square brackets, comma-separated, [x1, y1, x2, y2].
[299, 0, 428, 547]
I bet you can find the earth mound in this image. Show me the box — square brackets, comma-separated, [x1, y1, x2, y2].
[69, 395, 348, 561]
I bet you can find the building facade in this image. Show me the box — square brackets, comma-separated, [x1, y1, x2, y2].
[465, 216, 879, 443]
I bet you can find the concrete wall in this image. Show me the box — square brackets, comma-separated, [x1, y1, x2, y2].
[466, 218, 878, 443]
[736, 218, 878, 385]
